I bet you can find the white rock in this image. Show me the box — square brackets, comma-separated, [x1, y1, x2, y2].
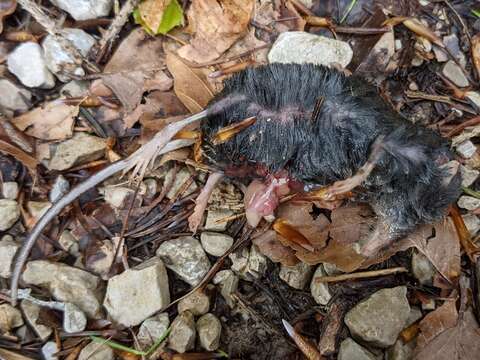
[43, 29, 95, 81]
[458, 195, 480, 211]
[22, 260, 104, 319]
[49, 0, 113, 21]
[412, 251, 435, 285]
[104, 258, 170, 327]
[213, 270, 239, 308]
[0, 79, 31, 113]
[310, 265, 332, 305]
[0, 304, 23, 333]
[465, 91, 480, 111]
[168, 311, 196, 354]
[156, 236, 211, 286]
[386, 338, 415, 360]
[165, 167, 198, 200]
[49, 132, 107, 171]
[201, 232, 233, 257]
[456, 140, 477, 159]
[442, 60, 469, 87]
[197, 313, 222, 351]
[63, 303, 87, 333]
[463, 214, 480, 236]
[229, 245, 267, 281]
[7, 42, 55, 88]
[280, 262, 314, 290]
[49, 175, 70, 203]
[102, 186, 135, 208]
[338, 338, 376, 360]
[0, 235, 20, 278]
[178, 289, 210, 316]
[2, 181, 18, 200]
[460, 165, 479, 187]
[229, 247, 249, 275]
[205, 209, 234, 231]
[20, 300, 52, 340]
[42, 341, 59, 360]
[268, 32, 353, 68]
[27, 201, 52, 221]
[59, 230, 80, 256]
[78, 341, 114, 360]
[0, 199, 20, 230]
[137, 313, 170, 350]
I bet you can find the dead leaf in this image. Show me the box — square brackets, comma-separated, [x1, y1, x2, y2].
[166, 52, 214, 112]
[0, 0, 16, 34]
[471, 34, 480, 81]
[252, 230, 299, 266]
[414, 309, 480, 360]
[103, 71, 146, 113]
[416, 301, 459, 350]
[177, 0, 254, 63]
[12, 102, 78, 141]
[137, 0, 172, 32]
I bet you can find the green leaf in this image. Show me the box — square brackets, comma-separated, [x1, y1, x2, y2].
[133, 0, 184, 35]
[473, 9, 480, 18]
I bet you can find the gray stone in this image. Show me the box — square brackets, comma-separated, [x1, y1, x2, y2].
[460, 165, 479, 187]
[443, 34, 466, 66]
[458, 195, 480, 211]
[0, 304, 23, 333]
[27, 201, 52, 221]
[205, 209, 234, 231]
[412, 251, 435, 285]
[49, 175, 70, 203]
[433, 45, 448, 62]
[338, 338, 376, 360]
[465, 91, 480, 111]
[49, 132, 107, 171]
[463, 214, 480, 236]
[268, 32, 353, 69]
[102, 186, 134, 208]
[201, 232, 233, 257]
[165, 167, 198, 200]
[323, 262, 343, 276]
[42, 341, 59, 360]
[386, 338, 415, 360]
[168, 311, 196, 354]
[60, 80, 89, 97]
[178, 289, 210, 316]
[406, 307, 423, 327]
[22, 260, 104, 319]
[63, 303, 87, 333]
[279, 262, 314, 290]
[7, 42, 55, 88]
[344, 286, 411, 348]
[310, 265, 332, 305]
[20, 300, 52, 340]
[49, 0, 113, 21]
[156, 236, 211, 286]
[456, 140, 477, 159]
[0, 235, 19, 278]
[59, 230, 80, 256]
[229, 245, 267, 281]
[43, 29, 95, 81]
[2, 182, 18, 200]
[143, 178, 158, 198]
[137, 313, 170, 350]
[213, 270, 239, 308]
[197, 313, 222, 351]
[104, 258, 170, 327]
[442, 60, 469, 87]
[0, 80, 31, 113]
[78, 341, 114, 360]
[0, 199, 20, 230]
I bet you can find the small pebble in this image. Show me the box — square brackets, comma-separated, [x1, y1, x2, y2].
[41, 341, 59, 360]
[197, 313, 222, 351]
[456, 140, 477, 159]
[0, 199, 20, 231]
[442, 60, 469, 88]
[460, 165, 479, 187]
[168, 311, 196, 354]
[458, 196, 480, 211]
[201, 231, 234, 257]
[0, 79, 31, 113]
[49, 0, 113, 21]
[178, 289, 210, 316]
[279, 261, 314, 290]
[49, 175, 70, 203]
[0, 235, 20, 278]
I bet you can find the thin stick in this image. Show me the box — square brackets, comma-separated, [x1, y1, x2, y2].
[93, 0, 141, 63]
[315, 266, 407, 283]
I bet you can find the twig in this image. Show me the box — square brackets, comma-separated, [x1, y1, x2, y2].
[93, 0, 141, 63]
[315, 267, 407, 283]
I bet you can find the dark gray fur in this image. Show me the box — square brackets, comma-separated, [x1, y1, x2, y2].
[201, 63, 461, 237]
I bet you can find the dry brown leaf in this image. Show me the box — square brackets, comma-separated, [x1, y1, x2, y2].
[137, 0, 170, 32]
[103, 70, 146, 113]
[414, 309, 480, 360]
[177, 0, 254, 63]
[252, 230, 299, 266]
[471, 34, 480, 81]
[0, 0, 16, 34]
[12, 102, 78, 141]
[416, 301, 458, 350]
[0, 139, 38, 173]
[166, 52, 214, 112]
